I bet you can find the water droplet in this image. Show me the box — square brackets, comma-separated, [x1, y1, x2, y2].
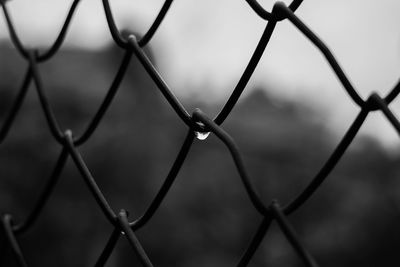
[194, 121, 210, 140]
[195, 131, 210, 140]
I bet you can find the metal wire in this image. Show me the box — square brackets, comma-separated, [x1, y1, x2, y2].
[1, 0, 399, 266]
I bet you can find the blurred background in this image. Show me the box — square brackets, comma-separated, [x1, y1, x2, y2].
[1, 0, 400, 266]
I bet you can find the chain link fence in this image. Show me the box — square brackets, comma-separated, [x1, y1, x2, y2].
[1, 0, 400, 266]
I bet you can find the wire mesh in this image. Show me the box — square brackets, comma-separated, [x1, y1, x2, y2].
[1, 0, 400, 266]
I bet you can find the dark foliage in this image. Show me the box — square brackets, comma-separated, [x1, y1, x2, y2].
[1, 42, 399, 267]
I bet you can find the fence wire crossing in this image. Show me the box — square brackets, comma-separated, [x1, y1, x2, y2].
[1, 0, 400, 266]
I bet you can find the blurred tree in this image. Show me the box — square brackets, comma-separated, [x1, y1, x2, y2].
[1, 40, 400, 267]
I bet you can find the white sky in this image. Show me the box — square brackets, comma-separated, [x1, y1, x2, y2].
[1, 0, 400, 149]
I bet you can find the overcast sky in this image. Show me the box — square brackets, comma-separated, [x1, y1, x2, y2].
[1, 0, 400, 149]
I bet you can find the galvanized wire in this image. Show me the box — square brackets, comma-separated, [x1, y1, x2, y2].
[1, 0, 400, 266]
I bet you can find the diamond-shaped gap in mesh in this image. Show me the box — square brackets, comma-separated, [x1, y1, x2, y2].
[134, 134, 261, 267]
